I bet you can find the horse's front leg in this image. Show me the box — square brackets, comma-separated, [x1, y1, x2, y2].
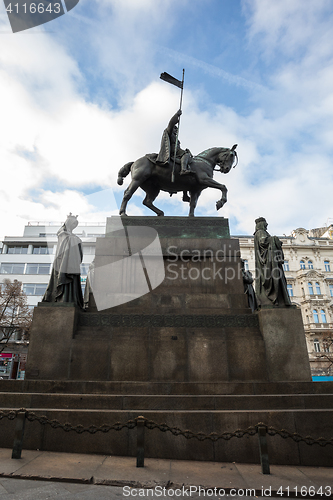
[188, 189, 202, 217]
[198, 177, 227, 211]
[216, 187, 227, 210]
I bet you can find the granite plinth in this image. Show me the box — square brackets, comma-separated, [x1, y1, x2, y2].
[92, 217, 244, 315]
[25, 216, 311, 384]
[25, 304, 79, 381]
[106, 216, 230, 239]
[257, 307, 312, 382]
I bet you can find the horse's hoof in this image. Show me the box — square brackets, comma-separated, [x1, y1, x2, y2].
[157, 212, 164, 217]
[188, 214, 194, 217]
[216, 201, 223, 211]
[119, 212, 127, 216]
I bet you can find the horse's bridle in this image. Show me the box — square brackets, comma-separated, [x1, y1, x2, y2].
[214, 146, 238, 172]
[195, 145, 238, 172]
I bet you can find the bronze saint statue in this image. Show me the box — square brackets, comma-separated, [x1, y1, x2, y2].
[117, 109, 238, 217]
[241, 259, 258, 312]
[254, 217, 292, 308]
[156, 109, 192, 175]
[42, 213, 84, 308]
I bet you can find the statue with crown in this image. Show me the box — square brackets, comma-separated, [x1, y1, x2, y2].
[42, 213, 84, 308]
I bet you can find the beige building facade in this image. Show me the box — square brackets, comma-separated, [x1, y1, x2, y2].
[237, 223, 333, 376]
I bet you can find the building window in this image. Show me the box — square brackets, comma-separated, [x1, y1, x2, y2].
[7, 246, 28, 254]
[329, 284, 333, 297]
[300, 260, 305, 269]
[313, 309, 319, 323]
[313, 339, 320, 352]
[287, 284, 293, 297]
[308, 260, 313, 269]
[23, 283, 48, 296]
[324, 261, 331, 272]
[0, 263, 25, 274]
[308, 282, 314, 295]
[33, 246, 51, 254]
[324, 342, 330, 353]
[25, 263, 51, 275]
[80, 264, 90, 275]
[315, 282, 321, 294]
[321, 309, 327, 323]
[243, 260, 249, 271]
[283, 261, 289, 271]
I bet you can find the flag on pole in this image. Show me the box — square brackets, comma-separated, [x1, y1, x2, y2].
[160, 72, 183, 89]
[160, 69, 185, 183]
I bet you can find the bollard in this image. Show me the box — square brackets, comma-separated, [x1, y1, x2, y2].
[257, 424, 270, 474]
[136, 416, 145, 468]
[12, 411, 26, 459]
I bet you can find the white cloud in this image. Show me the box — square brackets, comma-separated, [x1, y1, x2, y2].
[243, 0, 332, 59]
[0, 16, 187, 239]
[1, 0, 333, 241]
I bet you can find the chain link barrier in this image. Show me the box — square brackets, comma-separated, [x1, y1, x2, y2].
[0, 408, 136, 434]
[1, 408, 332, 446]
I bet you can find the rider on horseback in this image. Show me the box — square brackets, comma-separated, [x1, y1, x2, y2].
[156, 109, 192, 175]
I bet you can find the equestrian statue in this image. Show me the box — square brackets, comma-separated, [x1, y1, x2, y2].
[117, 109, 238, 217]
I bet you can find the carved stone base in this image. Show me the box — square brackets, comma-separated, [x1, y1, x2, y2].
[25, 216, 311, 384]
[257, 307, 312, 382]
[14, 214, 320, 465]
[25, 303, 79, 380]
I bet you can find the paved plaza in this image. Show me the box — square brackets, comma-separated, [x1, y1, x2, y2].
[0, 448, 333, 499]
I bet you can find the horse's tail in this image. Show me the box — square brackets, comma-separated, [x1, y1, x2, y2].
[117, 162, 133, 185]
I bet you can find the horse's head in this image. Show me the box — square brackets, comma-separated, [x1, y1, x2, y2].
[216, 144, 238, 173]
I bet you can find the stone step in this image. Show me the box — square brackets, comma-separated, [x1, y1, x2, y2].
[1, 392, 333, 411]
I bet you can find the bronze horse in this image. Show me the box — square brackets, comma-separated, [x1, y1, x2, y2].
[117, 145, 237, 217]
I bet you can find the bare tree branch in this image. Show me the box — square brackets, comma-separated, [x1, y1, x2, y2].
[0, 279, 32, 354]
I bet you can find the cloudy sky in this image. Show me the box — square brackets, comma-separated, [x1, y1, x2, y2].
[0, 0, 333, 239]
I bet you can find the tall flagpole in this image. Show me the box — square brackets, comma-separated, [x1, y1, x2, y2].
[171, 68, 185, 182]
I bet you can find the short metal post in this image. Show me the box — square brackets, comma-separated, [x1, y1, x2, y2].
[136, 416, 145, 468]
[257, 425, 270, 474]
[12, 411, 26, 459]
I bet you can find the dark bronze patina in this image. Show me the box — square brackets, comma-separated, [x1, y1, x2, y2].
[254, 217, 292, 308]
[117, 110, 237, 217]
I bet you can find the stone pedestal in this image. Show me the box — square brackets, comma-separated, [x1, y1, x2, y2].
[25, 216, 311, 384]
[25, 303, 79, 380]
[257, 307, 312, 382]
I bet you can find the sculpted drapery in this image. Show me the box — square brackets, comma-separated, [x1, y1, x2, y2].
[254, 217, 291, 308]
[42, 214, 84, 308]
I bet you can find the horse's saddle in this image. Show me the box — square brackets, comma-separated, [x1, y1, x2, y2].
[145, 153, 191, 167]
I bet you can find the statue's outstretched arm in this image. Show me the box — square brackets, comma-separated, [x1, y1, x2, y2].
[166, 109, 182, 136]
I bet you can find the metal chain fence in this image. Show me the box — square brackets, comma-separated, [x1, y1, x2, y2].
[1, 408, 333, 475]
